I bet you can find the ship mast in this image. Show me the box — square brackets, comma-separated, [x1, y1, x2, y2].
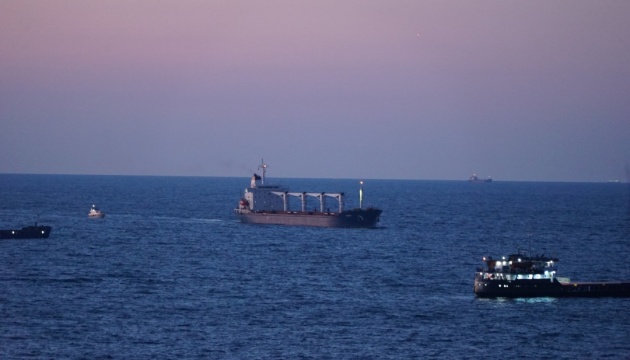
[258, 159, 267, 185]
[359, 180, 363, 209]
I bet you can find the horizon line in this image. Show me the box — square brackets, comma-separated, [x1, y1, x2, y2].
[0, 172, 626, 184]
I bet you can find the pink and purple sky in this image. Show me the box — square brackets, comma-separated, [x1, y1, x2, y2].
[1, 1, 629, 181]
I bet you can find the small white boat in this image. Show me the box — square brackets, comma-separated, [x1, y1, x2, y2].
[88, 204, 105, 218]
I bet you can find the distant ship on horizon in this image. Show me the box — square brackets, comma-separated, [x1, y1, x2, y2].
[468, 174, 492, 183]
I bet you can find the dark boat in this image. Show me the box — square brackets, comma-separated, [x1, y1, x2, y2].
[474, 250, 630, 298]
[234, 161, 382, 228]
[468, 174, 492, 183]
[0, 224, 52, 239]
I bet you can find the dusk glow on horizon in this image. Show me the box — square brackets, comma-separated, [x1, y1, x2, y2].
[1, 1, 629, 182]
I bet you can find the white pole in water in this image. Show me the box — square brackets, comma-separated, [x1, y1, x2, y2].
[359, 180, 363, 209]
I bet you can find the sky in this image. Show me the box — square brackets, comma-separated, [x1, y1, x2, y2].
[1, 0, 629, 182]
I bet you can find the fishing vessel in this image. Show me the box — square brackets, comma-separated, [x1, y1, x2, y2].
[88, 204, 105, 218]
[234, 161, 382, 228]
[0, 224, 52, 239]
[474, 250, 630, 298]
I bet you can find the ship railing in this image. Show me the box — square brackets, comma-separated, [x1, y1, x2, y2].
[480, 271, 555, 281]
[271, 191, 345, 213]
[242, 209, 339, 216]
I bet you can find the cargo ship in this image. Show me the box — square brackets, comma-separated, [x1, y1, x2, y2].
[0, 224, 52, 239]
[468, 174, 492, 183]
[234, 161, 382, 228]
[474, 250, 630, 298]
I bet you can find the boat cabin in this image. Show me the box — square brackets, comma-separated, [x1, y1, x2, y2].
[479, 251, 559, 282]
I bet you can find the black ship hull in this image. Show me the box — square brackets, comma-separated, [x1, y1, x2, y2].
[0, 225, 52, 239]
[474, 277, 630, 298]
[235, 208, 382, 228]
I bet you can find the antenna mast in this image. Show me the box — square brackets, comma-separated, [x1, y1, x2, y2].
[258, 159, 267, 185]
[359, 180, 364, 209]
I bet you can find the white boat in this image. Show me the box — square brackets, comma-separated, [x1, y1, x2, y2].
[88, 204, 105, 218]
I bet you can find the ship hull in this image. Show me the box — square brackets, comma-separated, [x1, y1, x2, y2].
[0, 225, 52, 239]
[474, 277, 630, 298]
[235, 208, 382, 228]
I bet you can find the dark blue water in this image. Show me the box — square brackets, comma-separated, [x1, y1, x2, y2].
[1, 174, 629, 359]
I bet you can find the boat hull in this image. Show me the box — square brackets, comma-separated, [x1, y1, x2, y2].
[235, 208, 382, 228]
[474, 277, 630, 298]
[0, 225, 52, 239]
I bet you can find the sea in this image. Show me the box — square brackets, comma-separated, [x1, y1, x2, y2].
[1, 174, 629, 359]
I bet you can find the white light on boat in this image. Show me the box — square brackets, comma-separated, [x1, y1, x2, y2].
[518, 258, 521, 262]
